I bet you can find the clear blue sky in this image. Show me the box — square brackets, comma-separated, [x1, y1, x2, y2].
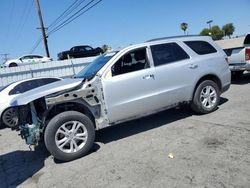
[0, 0, 250, 62]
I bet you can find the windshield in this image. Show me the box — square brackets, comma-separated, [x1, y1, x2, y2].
[75, 52, 117, 79]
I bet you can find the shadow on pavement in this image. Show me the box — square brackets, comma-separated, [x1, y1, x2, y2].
[96, 99, 229, 144]
[54, 143, 100, 164]
[231, 72, 250, 85]
[0, 144, 49, 187]
[220, 97, 228, 105]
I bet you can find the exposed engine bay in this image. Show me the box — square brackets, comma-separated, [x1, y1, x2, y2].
[12, 78, 108, 147]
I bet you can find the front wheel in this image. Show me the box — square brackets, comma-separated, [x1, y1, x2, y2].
[44, 111, 95, 161]
[191, 80, 220, 114]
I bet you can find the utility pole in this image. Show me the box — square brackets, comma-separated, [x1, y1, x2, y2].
[35, 0, 50, 57]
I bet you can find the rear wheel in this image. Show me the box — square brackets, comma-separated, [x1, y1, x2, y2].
[191, 80, 220, 114]
[44, 111, 95, 161]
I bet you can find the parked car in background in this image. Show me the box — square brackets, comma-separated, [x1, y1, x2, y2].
[8, 35, 230, 161]
[58, 45, 103, 60]
[4, 55, 53, 67]
[215, 33, 250, 77]
[0, 77, 61, 128]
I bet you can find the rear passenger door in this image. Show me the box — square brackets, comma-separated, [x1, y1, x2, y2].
[149, 42, 197, 107]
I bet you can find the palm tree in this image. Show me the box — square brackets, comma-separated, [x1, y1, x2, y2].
[180, 22, 188, 35]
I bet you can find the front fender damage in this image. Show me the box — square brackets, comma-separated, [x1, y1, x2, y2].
[19, 103, 41, 145]
[14, 78, 108, 148]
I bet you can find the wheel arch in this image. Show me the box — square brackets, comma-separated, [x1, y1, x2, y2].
[192, 74, 222, 99]
[44, 100, 99, 129]
[9, 62, 18, 67]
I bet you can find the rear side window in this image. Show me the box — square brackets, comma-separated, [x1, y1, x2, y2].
[9, 80, 40, 95]
[150, 43, 189, 66]
[184, 41, 217, 55]
[8, 78, 60, 95]
[37, 78, 60, 85]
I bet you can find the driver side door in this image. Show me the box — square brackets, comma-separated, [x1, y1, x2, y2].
[101, 47, 157, 123]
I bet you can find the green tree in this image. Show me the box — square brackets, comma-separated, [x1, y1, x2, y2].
[222, 23, 235, 38]
[200, 25, 224, 40]
[101, 44, 110, 53]
[180, 22, 188, 35]
[200, 28, 211, 36]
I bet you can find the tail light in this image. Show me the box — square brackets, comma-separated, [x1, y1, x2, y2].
[246, 48, 250, 61]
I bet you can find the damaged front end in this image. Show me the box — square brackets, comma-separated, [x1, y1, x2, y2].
[10, 78, 85, 147]
[11, 77, 108, 148]
[17, 99, 46, 146]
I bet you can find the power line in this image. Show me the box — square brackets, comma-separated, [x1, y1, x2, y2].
[29, 0, 86, 54]
[9, 0, 35, 51]
[30, 37, 43, 54]
[29, 0, 102, 54]
[6, 0, 16, 47]
[18, 0, 35, 36]
[48, 0, 102, 36]
[48, 0, 85, 29]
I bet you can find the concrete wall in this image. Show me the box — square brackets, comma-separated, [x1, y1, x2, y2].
[0, 57, 95, 87]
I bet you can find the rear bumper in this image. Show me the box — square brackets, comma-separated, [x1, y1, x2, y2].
[221, 83, 230, 93]
[229, 63, 247, 71]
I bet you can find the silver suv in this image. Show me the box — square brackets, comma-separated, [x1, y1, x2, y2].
[9, 36, 231, 161]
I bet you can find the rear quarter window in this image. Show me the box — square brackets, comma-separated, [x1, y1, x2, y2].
[150, 42, 189, 66]
[184, 41, 217, 55]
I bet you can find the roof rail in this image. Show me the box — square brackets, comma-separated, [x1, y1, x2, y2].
[146, 35, 201, 42]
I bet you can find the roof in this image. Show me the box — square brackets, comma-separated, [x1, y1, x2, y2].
[146, 35, 200, 42]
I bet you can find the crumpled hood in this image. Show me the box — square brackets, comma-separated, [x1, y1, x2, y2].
[10, 78, 84, 106]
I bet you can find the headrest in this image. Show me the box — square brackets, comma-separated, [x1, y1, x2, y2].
[134, 50, 145, 61]
[123, 54, 132, 63]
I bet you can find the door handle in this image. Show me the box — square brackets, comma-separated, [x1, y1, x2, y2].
[189, 64, 198, 69]
[143, 74, 155, 80]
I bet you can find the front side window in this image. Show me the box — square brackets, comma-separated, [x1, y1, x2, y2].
[78, 47, 86, 52]
[111, 48, 149, 77]
[184, 41, 217, 55]
[20, 56, 31, 60]
[150, 43, 189, 66]
[32, 55, 43, 59]
[85, 46, 93, 51]
[71, 47, 79, 52]
[37, 78, 60, 86]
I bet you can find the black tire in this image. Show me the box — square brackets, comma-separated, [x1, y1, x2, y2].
[2, 108, 18, 128]
[9, 63, 17, 67]
[231, 71, 244, 78]
[44, 111, 95, 161]
[191, 80, 220, 114]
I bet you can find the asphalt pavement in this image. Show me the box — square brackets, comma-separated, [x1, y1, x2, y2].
[0, 73, 250, 188]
